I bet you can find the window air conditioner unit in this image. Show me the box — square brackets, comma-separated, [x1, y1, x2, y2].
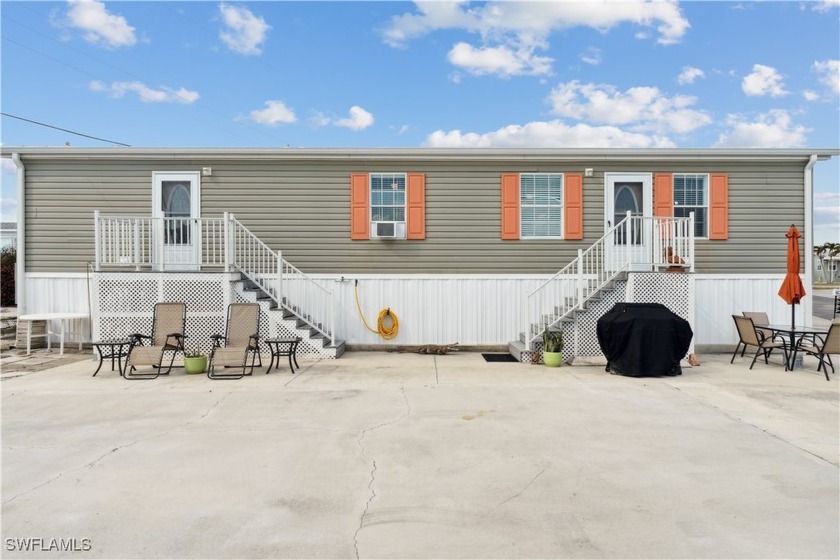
[371, 222, 405, 239]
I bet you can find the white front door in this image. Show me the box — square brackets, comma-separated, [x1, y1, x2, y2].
[153, 172, 200, 271]
[605, 173, 653, 271]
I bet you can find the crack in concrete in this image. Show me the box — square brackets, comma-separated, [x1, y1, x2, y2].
[498, 467, 548, 506]
[353, 386, 411, 559]
[3, 391, 235, 506]
[283, 359, 319, 387]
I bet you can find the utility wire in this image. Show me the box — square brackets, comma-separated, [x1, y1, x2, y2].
[0, 112, 131, 146]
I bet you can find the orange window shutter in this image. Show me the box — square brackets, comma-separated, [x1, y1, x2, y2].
[709, 173, 729, 240]
[501, 173, 520, 239]
[654, 173, 674, 217]
[563, 173, 583, 240]
[406, 173, 426, 240]
[350, 173, 369, 240]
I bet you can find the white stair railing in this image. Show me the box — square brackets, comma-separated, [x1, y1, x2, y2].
[226, 213, 335, 345]
[94, 211, 336, 345]
[524, 212, 694, 348]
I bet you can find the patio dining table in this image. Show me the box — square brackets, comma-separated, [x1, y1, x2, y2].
[762, 324, 829, 370]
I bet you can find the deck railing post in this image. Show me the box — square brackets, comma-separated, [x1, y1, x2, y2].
[223, 212, 230, 273]
[134, 219, 141, 271]
[276, 250, 283, 306]
[330, 291, 335, 347]
[93, 211, 101, 272]
[625, 211, 632, 269]
[577, 248, 584, 310]
[156, 216, 166, 272]
[689, 211, 696, 273]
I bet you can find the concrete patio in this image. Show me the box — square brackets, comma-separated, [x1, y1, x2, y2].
[2, 350, 838, 559]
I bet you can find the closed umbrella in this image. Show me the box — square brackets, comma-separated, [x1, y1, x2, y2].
[778, 224, 806, 328]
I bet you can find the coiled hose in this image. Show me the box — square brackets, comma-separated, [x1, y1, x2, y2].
[354, 280, 399, 340]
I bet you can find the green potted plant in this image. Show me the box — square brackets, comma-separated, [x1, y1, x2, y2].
[542, 326, 564, 367]
[183, 348, 208, 374]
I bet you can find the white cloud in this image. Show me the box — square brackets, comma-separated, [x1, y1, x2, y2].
[219, 3, 270, 55]
[677, 66, 704, 85]
[548, 81, 711, 134]
[742, 64, 787, 97]
[579, 47, 602, 66]
[813, 59, 840, 96]
[89, 80, 199, 103]
[803, 90, 820, 102]
[382, 1, 689, 47]
[812, 0, 840, 13]
[425, 120, 675, 149]
[335, 106, 375, 131]
[714, 109, 809, 148]
[447, 42, 552, 77]
[65, 0, 136, 48]
[248, 100, 296, 126]
[381, 1, 688, 77]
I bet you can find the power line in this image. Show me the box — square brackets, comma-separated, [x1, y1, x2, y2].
[0, 112, 131, 147]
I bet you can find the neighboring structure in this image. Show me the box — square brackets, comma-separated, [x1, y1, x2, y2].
[1, 147, 836, 358]
[0, 222, 16, 249]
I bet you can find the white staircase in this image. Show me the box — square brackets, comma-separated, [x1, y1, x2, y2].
[509, 212, 695, 363]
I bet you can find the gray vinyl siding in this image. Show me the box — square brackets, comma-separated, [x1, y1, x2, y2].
[22, 156, 806, 274]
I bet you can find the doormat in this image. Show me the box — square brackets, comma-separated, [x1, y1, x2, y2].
[482, 353, 518, 363]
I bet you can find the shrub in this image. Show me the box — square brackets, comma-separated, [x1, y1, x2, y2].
[0, 246, 15, 306]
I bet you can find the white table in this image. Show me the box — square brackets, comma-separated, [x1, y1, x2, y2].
[18, 313, 88, 355]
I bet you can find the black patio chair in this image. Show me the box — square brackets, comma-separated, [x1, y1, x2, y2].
[792, 321, 839, 381]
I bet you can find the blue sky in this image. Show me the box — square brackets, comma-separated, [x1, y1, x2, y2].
[1, 0, 838, 242]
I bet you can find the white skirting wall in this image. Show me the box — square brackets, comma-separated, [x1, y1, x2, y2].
[23, 272, 806, 350]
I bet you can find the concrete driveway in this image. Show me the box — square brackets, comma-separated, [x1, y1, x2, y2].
[2, 352, 838, 559]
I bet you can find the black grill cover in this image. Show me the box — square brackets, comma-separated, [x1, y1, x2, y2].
[596, 303, 693, 377]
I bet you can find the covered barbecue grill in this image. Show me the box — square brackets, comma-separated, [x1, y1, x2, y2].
[597, 303, 693, 377]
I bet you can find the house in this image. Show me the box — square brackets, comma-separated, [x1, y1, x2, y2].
[2, 147, 837, 360]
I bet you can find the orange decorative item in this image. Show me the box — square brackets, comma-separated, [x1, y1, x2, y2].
[778, 225, 806, 328]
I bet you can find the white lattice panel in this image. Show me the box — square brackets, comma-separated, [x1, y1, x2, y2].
[566, 281, 628, 358]
[94, 273, 231, 355]
[626, 272, 695, 355]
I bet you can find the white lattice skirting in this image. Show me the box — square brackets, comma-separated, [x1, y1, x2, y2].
[520, 272, 695, 363]
[92, 272, 339, 359]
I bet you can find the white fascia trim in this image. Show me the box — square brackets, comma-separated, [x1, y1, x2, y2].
[25, 272, 91, 278]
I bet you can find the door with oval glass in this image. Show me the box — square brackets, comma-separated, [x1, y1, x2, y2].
[604, 173, 652, 272]
[152, 172, 200, 271]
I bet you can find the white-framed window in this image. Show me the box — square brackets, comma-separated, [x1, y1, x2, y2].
[520, 173, 563, 238]
[673, 173, 708, 238]
[370, 173, 406, 238]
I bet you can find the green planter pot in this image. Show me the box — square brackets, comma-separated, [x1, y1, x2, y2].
[184, 355, 208, 374]
[543, 352, 563, 367]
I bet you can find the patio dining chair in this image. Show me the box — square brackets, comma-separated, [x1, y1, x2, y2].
[125, 302, 187, 380]
[742, 311, 784, 344]
[731, 315, 789, 370]
[792, 320, 839, 381]
[207, 303, 262, 380]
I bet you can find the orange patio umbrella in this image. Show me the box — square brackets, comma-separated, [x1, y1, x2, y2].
[778, 224, 806, 328]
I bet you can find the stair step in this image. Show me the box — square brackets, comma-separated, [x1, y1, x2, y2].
[507, 340, 530, 363]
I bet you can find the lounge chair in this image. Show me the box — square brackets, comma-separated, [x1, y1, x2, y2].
[731, 315, 789, 370]
[125, 302, 187, 379]
[792, 320, 839, 381]
[207, 303, 262, 380]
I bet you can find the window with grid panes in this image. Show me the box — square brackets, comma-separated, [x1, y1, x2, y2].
[673, 173, 708, 238]
[370, 173, 406, 223]
[520, 173, 563, 238]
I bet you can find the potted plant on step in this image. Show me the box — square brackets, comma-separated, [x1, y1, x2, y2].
[542, 327, 564, 367]
[183, 348, 208, 374]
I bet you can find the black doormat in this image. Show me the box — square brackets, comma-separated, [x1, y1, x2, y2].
[482, 353, 519, 363]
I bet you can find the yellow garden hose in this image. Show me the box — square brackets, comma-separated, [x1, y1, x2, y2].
[354, 280, 399, 340]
